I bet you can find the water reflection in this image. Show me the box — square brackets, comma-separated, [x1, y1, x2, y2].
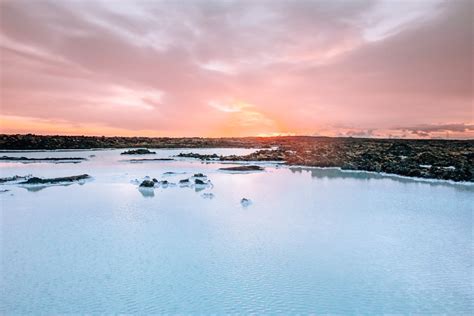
[138, 187, 155, 198]
[16, 181, 88, 192]
[194, 186, 206, 192]
[289, 167, 474, 192]
[21, 183, 74, 192]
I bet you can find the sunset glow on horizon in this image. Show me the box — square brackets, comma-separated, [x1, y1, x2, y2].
[0, 0, 472, 139]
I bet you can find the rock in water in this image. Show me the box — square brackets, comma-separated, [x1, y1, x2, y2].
[158, 180, 169, 188]
[195, 179, 206, 185]
[202, 193, 215, 199]
[0, 175, 30, 183]
[139, 180, 155, 188]
[241, 198, 252, 207]
[121, 149, 156, 155]
[219, 165, 264, 172]
[21, 174, 90, 185]
[176, 153, 220, 160]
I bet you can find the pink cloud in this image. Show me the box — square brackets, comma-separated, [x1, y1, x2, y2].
[0, 0, 472, 138]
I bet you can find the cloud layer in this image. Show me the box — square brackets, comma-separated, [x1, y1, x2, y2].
[0, 0, 472, 138]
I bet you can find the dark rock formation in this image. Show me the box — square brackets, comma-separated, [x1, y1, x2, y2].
[241, 198, 252, 207]
[177, 149, 285, 162]
[0, 175, 30, 183]
[219, 165, 264, 172]
[387, 142, 412, 156]
[21, 174, 90, 185]
[121, 149, 156, 155]
[139, 180, 155, 188]
[176, 153, 220, 159]
[221, 149, 285, 162]
[195, 179, 206, 185]
[0, 134, 271, 150]
[0, 156, 86, 163]
[124, 158, 173, 162]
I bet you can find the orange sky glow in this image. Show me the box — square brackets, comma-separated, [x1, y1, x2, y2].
[0, 0, 472, 139]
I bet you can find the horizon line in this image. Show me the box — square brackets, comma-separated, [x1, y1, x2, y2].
[1, 133, 473, 141]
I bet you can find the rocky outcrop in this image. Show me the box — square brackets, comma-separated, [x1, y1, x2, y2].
[221, 149, 286, 162]
[20, 174, 91, 185]
[124, 158, 173, 162]
[219, 165, 264, 172]
[139, 180, 155, 188]
[176, 153, 220, 159]
[0, 156, 86, 163]
[0, 175, 30, 183]
[194, 179, 206, 185]
[121, 149, 156, 155]
[241, 198, 252, 207]
[176, 149, 285, 162]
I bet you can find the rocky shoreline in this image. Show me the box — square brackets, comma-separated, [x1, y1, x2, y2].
[1, 134, 472, 182]
[175, 139, 473, 182]
[0, 134, 269, 150]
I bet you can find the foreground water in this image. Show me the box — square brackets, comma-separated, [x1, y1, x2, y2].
[1, 148, 473, 314]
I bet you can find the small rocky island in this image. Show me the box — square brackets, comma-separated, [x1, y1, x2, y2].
[219, 165, 264, 172]
[121, 149, 156, 155]
[0, 156, 86, 163]
[22, 174, 91, 185]
[123, 158, 174, 162]
[0, 174, 91, 185]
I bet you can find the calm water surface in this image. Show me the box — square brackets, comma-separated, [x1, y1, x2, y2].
[1, 149, 473, 313]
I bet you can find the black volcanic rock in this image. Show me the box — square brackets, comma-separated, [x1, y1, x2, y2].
[139, 180, 155, 187]
[416, 152, 438, 165]
[387, 142, 412, 156]
[124, 158, 173, 162]
[195, 179, 206, 185]
[121, 149, 156, 155]
[0, 175, 30, 183]
[177, 152, 220, 159]
[0, 156, 86, 162]
[219, 165, 264, 172]
[241, 198, 252, 207]
[21, 174, 90, 185]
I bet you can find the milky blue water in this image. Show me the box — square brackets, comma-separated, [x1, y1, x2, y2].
[1, 149, 473, 314]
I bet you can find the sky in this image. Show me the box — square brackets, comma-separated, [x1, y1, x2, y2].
[0, 0, 472, 138]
